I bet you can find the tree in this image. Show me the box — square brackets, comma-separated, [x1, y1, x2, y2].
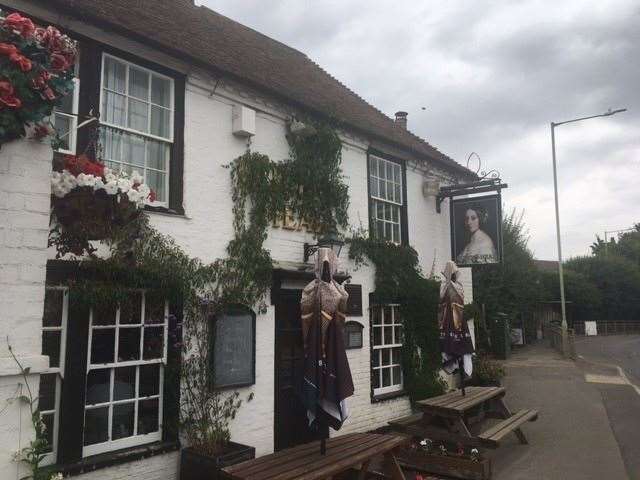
[565, 254, 640, 321]
[538, 268, 602, 322]
[472, 209, 542, 320]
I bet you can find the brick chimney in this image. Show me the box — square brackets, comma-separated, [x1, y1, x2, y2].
[395, 111, 408, 129]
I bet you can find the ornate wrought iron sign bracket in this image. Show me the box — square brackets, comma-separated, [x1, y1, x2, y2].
[436, 178, 508, 213]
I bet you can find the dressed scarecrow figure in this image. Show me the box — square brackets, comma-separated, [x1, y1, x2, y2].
[300, 247, 354, 430]
[439, 261, 475, 377]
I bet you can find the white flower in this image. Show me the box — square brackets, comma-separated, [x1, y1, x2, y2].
[126, 188, 141, 204]
[93, 177, 105, 192]
[49, 473, 64, 480]
[116, 177, 132, 193]
[131, 171, 143, 185]
[104, 169, 117, 183]
[76, 173, 97, 188]
[104, 181, 118, 195]
[137, 184, 151, 201]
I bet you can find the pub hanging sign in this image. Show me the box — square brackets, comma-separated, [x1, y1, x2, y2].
[436, 178, 507, 267]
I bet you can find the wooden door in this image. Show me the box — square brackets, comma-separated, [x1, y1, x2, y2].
[274, 289, 318, 451]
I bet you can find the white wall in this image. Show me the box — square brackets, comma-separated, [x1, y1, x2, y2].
[0, 139, 53, 480]
[145, 74, 472, 457]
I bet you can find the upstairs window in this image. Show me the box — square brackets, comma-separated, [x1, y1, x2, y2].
[52, 77, 79, 154]
[99, 54, 174, 205]
[369, 155, 405, 244]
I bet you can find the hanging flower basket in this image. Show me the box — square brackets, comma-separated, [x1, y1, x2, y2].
[50, 154, 155, 255]
[0, 11, 77, 147]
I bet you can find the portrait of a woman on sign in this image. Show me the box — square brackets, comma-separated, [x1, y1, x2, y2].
[451, 196, 501, 266]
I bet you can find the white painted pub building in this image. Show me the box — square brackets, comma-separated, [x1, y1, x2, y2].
[0, 1, 476, 479]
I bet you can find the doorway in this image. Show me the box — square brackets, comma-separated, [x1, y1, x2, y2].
[274, 289, 319, 451]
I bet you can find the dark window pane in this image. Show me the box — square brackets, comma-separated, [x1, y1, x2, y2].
[84, 407, 109, 445]
[143, 327, 164, 360]
[91, 329, 115, 364]
[144, 293, 165, 324]
[42, 412, 54, 452]
[372, 350, 380, 368]
[93, 304, 117, 326]
[120, 293, 142, 324]
[118, 327, 141, 362]
[114, 366, 136, 401]
[383, 306, 392, 324]
[86, 369, 110, 405]
[139, 364, 160, 397]
[392, 347, 402, 365]
[392, 366, 402, 386]
[38, 373, 57, 411]
[42, 331, 61, 368]
[381, 348, 390, 366]
[138, 398, 159, 434]
[372, 370, 380, 389]
[112, 402, 135, 440]
[43, 290, 63, 327]
[384, 326, 393, 345]
[382, 367, 391, 387]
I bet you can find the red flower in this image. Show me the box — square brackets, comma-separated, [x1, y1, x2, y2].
[50, 53, 68, 72]
[149, 189, 157, 203]
[4, 13, 36, 38]
[31, 123, 53, 140]
[64, 154, 105, 177]
[9, 52, 31, 72]
[42, 86, 56, 101]
[0, 80, 21, 109]
[30, 70, 51, 90]
[0, 42, 17, 56]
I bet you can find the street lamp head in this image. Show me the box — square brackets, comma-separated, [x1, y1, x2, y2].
[604, 108, 627, 116]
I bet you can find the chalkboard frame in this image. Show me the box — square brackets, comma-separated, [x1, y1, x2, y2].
[209, 304, 256, 390]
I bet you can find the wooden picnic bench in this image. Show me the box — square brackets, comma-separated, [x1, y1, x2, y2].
[222, 432, 411, 480]
[389, 386, 538, 449]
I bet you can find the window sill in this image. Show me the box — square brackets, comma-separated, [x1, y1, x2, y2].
[371, 389, 408, 403]
[145, 205, 188, 218]
[42, 440, 179, 478]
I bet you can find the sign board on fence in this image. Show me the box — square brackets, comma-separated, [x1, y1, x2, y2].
[585, 321, 598, 336]
[510, 327, 524, 345]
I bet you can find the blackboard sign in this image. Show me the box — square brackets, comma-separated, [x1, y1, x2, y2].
[211, 307, 255, 388]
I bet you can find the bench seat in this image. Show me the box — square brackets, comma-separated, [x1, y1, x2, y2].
[478, 409, 538, 448]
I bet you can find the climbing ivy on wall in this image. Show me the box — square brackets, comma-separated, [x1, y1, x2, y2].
[63, 117, 349, 315]
[348, 231, 444, 402]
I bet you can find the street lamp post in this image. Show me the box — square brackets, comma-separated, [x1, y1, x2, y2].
[550, 108, 626, 357]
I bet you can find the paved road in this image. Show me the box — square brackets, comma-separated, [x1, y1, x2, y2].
[490, 343, 628, 480]
[576, 335, 640, 479]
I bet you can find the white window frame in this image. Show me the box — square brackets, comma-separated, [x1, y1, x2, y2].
[371, 304, 403, 396]
[83, 291, 168, 457]
[369, 155, 403, 244]
[98, 53, 175, 207]
[53, 77, 80, 154]
[40, 287, 69, 466]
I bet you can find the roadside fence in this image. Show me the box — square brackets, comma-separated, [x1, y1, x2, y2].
[544, 323, 576, 359]
[573, 320, 640, 336]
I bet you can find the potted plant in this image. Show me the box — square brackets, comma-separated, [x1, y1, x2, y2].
[469, 354, 505, 387]
[0, 11, 76, 147]
[179, 304, 255, 480]
[49, 153, 155, 257]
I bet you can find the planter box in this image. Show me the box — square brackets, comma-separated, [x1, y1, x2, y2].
[397, 449, 491, 480]
[180, 442, 255, 480]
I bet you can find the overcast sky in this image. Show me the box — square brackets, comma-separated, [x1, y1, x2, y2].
[203, 0, 639, 260]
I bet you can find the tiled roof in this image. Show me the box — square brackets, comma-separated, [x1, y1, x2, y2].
[50, 0, 474, 177]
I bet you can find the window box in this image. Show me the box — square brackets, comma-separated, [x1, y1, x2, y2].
[180, 442, 256, 480]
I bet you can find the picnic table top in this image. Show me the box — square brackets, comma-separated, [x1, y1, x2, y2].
[415, 386, 505, 416]
[222, 432, 410, 480]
